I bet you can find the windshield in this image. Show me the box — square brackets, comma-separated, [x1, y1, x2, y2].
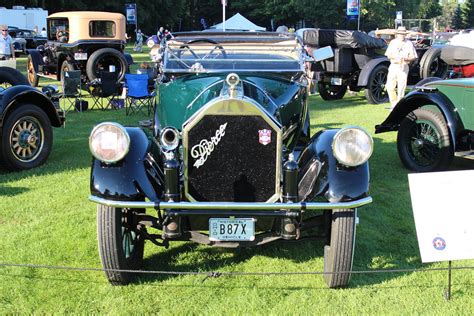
[163, 36, 303, 73]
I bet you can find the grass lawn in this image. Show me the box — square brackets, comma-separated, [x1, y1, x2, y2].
[0, 48, 473, 314]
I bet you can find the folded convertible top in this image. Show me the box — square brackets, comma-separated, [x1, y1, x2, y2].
[441, 45, 474, 66]
[296, 28, 387, 49]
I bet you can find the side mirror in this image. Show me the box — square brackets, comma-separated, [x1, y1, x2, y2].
[311, 46, 334, 62]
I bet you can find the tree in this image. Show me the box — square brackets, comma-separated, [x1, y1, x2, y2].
[438, 0, 458, 30]
[463, 0, 474, 28]
[452, 5, 464, 29]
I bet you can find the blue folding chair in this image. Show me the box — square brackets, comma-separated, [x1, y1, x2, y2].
[125, 73, 155, 115]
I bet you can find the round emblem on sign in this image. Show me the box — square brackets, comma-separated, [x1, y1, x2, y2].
[432, 237, 446, 251]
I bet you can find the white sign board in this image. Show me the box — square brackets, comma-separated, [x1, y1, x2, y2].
[408, 170, 474, 263]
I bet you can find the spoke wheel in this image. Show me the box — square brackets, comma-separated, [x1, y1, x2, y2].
[397, 108, 453, 172]
[364, 64, 389, 104]
[27, 55, 39, 86]
[97, 204, 145, 285]
[0, 104, 52, 170]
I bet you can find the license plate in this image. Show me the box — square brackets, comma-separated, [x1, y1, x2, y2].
[74, 52, 87, 60]
[209, 218, 255, 241]
[331, 77, 342, 85]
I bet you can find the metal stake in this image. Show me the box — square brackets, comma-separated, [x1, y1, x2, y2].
[444, 260, 452, 300]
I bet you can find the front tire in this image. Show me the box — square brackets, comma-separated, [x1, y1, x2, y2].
[323, 208, 356, 288]
[27, 55, 39, 87]
[0, 104, 52, 170]
[364, 64, 389, 104]
[318, 82, 347, 100]
[97, 205, 145, 285]
[397, 108, 453, 172]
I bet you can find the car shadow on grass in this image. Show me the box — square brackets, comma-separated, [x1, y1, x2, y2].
[138, 237, 327, 285]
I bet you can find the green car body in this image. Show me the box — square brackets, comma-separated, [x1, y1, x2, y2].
[376, 77, 474, 172]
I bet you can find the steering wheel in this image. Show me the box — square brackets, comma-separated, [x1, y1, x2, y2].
[177, 38, 227, 60]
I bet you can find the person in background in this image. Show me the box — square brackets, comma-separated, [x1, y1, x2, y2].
[157, 27, 164, 42]
[40, 27, 47, 37]
[164, 29, 173, 41]
[0, 25, 15, 61]
[384, 26, 417, 110]
[134, 29, 144, 52]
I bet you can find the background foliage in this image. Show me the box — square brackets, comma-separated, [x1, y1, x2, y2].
[2, 0, 473, 34]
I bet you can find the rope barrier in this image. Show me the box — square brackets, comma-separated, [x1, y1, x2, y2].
[1, 262, 473, 278]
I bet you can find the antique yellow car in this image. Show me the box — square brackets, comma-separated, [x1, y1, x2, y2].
[26, 11, 132, 86]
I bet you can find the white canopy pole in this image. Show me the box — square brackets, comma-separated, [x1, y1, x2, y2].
[222, 0, 226, 32]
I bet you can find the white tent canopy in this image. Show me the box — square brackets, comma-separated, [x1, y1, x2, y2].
[208, 13, 265, 31]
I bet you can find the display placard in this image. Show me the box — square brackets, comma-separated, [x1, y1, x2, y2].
[408, 171, 474, 263]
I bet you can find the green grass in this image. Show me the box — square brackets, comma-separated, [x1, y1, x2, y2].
[1, 50, 473, 313]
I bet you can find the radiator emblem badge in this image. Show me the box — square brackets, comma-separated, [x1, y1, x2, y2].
[191, 123, 228, 168]
[258, 129, 272, 145]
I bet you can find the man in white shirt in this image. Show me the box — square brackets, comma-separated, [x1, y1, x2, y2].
[385, 26, 417, 109]
[0, 25, 15, 60]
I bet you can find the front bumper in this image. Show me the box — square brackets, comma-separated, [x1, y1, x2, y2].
[89, 195, 372, 215]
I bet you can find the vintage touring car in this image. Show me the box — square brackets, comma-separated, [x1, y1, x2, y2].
[376, 77, 474, 172]
[26, 11, 132, 86]
[0, 66, 65, 170]
[89, 31, 374, 288]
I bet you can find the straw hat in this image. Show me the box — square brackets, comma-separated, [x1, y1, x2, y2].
[395, 26, 409, 34]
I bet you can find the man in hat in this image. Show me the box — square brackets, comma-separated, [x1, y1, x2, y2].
[385, 26, 417, 109]
[0, 25, 15, 61]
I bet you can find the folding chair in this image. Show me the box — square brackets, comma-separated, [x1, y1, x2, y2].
[89, 71, 121, 110]
[59, 70, 83, 112]
[125, 73, 155, 115]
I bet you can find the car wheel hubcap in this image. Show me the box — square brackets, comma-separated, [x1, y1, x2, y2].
[9, 116, 44, 162]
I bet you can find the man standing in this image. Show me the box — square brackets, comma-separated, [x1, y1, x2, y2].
[385, 26, 417, 109]
[0, 25, 15, 61]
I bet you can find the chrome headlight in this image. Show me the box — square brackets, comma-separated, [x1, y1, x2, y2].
[89, 122, 130, 164]
[332, 127, 373, 167]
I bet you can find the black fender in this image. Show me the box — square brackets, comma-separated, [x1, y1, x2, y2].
[90, 127, 160, 201]
[124, 53, 134, 66]
[297, 129, 370, 203]
[26, 49, 45, 73]
[357, 57, 389, 87]
[374, 89, 463, 151]
[0, 85, 63, 128]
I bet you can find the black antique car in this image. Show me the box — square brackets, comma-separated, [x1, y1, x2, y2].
[26, 11, 132, 86]
[89, 31, 374, 288]
[298, 28, 389, 104]
[0, 67, 65, 170]
[8, 28, 47, 52]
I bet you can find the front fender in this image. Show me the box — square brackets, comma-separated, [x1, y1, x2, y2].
[0, 85, 63, 128]
[357, 57, 389, 87]
[298, 129, 370, 203]
[90, 127, 159, 201]
[374, 89, 462, 151]
[26, 49, 44, 73]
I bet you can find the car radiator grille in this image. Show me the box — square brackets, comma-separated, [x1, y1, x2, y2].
[184, 100, 281, 202]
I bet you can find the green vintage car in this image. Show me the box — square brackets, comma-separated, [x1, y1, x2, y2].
[376, 78, 474, 172]
[89, 31, 375, 288]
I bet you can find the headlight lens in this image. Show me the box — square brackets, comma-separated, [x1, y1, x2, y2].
[89, 122, 130, 164]
[332, 127, 373, 167]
